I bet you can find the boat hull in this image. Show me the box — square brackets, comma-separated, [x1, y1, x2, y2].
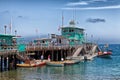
[46, 61, 64, 67]
[98, 51, 112, 58]
[64, 60, 80, 65]
[17, 60, 46, 67]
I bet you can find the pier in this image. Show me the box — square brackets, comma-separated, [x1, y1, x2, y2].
[0, 49, 17, 72]
[0, 20, 101, 70]
[25, 43, 100, 61]
[0, 34, 18, 72]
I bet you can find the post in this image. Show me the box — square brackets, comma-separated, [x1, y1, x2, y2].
[8, 55, 11, 70]
[61, 50, 62, 60]
[4, 57, 7, 70]
[1, 56, 3, 72]
[51, 50, 53, 61]
[14, 54, 17, 69]
[4, 25, 7, 34]
[56, 50, 58, 61]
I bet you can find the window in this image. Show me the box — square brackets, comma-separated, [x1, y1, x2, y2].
[69, 29, 74, 32]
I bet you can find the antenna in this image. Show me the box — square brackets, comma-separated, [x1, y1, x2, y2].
[73, 8, 74, 21]
[73, 8, 76, 21]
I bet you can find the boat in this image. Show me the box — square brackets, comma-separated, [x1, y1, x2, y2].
[98, 51, 112, 58]
[98, 44, 112, 58]
[46, 61, 64, 67]
[64, 59, 80, 65]
[17, 60, 46, 67]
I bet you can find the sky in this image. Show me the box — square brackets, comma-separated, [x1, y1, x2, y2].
[0, 0, 120, 44]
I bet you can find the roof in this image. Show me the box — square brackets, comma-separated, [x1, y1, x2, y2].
[35, 38, 52, 41]
[61, 27, 84, 31]
[0, 34, 15, 37]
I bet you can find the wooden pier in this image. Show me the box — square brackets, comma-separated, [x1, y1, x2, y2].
[25, 44, 100, 61]
[25, 45, 75, 61]
[0, 49, 17, 72]
[0, 43, 100, 71]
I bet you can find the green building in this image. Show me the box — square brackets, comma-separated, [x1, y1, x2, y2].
[13, 37, 26, 52]
[0, 34, 15, 50]
[61, 20, 85, 46]
[0, 34, 26, 52]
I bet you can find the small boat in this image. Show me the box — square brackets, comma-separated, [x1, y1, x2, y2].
[98, 51, 112, 58]
[98, 44, 112, 58]
[64, 59, 80, 65]
[17, 60, 46, 67]
[46, 61, 64, 67]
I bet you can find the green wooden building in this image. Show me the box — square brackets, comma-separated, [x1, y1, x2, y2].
[13, 37, 26, 52]
[0, 34, 15, 50]
[61, 20, 85, 46]
[0, 34, 26, 52]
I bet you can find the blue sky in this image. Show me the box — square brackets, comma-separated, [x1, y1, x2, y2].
[0, 0, 120, 43]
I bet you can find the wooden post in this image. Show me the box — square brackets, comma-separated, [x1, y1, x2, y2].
[0, 56, 3, 72]
[14, 54, 17, 69]
[51, 50, 53, 61]
[56, 50, 58, 61]
[61, 49, 62, 61]
[8, 55, 11, 71]
[4, 57, 7, 70]
[66, 50, 67, 57]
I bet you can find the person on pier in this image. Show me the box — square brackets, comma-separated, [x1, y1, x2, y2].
[41, 54, 44, 62]
[48, 54, 51, 61]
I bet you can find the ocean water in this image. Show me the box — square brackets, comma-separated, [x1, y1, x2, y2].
[0, 44, 120, 80]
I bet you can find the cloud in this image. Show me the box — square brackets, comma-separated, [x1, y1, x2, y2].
[66, 0, 107, 7]
[0, 10, 10, 14]
[86, 18, 106, 23]
[62, 5, 120, 10]
[66, 1, 88, 6]
[18, 16, 23, 18]
[91, 0, 107, 2]
[17, 15, 29, 19]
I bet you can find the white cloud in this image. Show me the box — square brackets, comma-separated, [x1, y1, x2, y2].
[62, 5, 120, 10]
[66, 1, 88, 6]
[66, 0, 107, 6]
[91, 0, 107, 2]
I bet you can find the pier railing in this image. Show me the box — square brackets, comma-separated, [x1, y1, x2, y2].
[0, 45, 17, 56]
[26, 43, 81, 51]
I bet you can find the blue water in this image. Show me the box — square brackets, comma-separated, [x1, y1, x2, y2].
[0, 44, 120, 80]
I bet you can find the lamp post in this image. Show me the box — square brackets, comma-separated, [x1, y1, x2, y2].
[4, 25, 7, 34]
[15, 30, 17, 36]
